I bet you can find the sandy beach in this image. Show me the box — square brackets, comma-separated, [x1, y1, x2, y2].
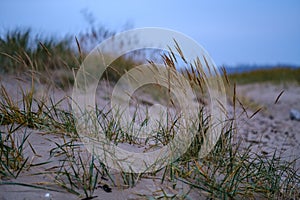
[236, 83, 300, 168]
[0, 74, 299, 199]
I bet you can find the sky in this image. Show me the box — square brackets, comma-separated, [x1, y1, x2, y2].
[1, 0, 300, 67]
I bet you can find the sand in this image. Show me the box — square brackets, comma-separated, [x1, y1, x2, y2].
[236, 83, 300, 169]
[0, 74, 299, 199]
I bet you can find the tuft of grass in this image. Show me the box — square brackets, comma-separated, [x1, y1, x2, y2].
[0, 123, 30, 178]
[177, 135, 300, 199]
[0, 84, 42, 128]
[0, 81, 77, 136]
[49, 138, 112, 198]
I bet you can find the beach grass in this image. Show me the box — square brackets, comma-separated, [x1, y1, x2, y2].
[0, 27, 299, 199]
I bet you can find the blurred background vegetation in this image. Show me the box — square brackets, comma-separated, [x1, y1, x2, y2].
[228, 67, 300, 85]
[1, 26, 299, 86]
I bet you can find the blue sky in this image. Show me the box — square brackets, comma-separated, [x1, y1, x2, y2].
[1, 0, 300, 66]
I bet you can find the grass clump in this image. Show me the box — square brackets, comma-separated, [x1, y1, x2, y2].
[0, 123, 30, 179]
[177, 134, 300, 199]
[49, 137, 112, 198]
